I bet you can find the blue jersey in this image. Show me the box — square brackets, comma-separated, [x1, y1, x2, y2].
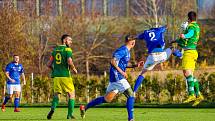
[5, 62, 24, 85]
[136, 26, 166, 53]
[109, 45, 130, 82]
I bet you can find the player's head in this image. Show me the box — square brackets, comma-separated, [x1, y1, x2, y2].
[13, 55, 19, 63]
[125, 34, 136, 48]
[187, 11, 196, 22]
[61, 34, 72, 47]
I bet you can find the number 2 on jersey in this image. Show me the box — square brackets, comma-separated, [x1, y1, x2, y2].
[55, 53, 62, 64]
[149, 32, 156, 41]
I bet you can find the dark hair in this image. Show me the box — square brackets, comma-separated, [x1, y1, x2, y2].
[13, 54, 19, 57]
[125, 34, 135, 43]
[188, 11, 196, 21]
[61, 34, 70, 43]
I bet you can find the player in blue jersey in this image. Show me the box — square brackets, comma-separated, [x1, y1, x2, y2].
[1, 55, 26, 112]
[80, 35, 136, 121]
[133, 26, 173, 94]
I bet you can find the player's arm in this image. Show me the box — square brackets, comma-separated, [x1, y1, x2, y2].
[47, 56, 54, 71]
[180, 29, 194, 39]
[21, 73, 26, 85]
[68, 57, 77, 74]
[5, 64, 15, 83]
[126, 62, 138, 68]
[110, 58, 128, 79]
[20, 66, 26, 85]
[5, 72, 15, 83]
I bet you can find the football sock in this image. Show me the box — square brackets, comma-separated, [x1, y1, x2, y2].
[14, 98, 20, 108]
[193, 77, 200, 97]
[126, 97, 134, 120]
[3, 96, 10, 105]
[134, 75, 144, 92]
[68, 99, 75, 116]
[51, 96, 59, 111]
[85, 96, 106, 111]
[186, 75, 195, 96]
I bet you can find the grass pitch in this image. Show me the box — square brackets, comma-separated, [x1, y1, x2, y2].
[0, 107, 215, 121]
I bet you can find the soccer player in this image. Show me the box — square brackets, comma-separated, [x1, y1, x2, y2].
[47, 34, 78, 119]
[176, 11, 204, 106]
[80, 35, 136, 121]
[1, 55, 26, 112]
[133, 26, 172, 95]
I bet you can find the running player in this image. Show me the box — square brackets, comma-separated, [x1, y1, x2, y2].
[80, 35, 136, 121]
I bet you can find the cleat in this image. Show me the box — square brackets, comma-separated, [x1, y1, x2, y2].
[14, 108, 21, 112]
[183, 95, 196, 103]
[80, 105, 85, 119]
[67, 115, 76, 119]
[47, 110, 54, 120]
[129, 119, 134, 121]
[192, 94, 204, 107]
[1, 104, 6, 112]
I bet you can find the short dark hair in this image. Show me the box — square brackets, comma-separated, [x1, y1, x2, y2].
[61, 34, 70, 43]
[188, 11, 196, 21]
[125, 34, 136, 43]
[13, 54, 19, 57]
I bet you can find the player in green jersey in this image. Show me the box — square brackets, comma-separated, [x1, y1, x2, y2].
[47, 34, 78, 119]
[176, 11, 204, 106]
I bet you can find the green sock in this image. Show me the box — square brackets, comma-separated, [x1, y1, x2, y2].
[194, 77, 200, 96]
[51, 96, 59, 110]
[186, 75, 194, 96]
[68, 99, 75, 116]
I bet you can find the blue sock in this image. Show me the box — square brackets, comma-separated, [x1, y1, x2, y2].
[86, 96, 106, 111]
[134, 75, 144, 92]
[14, 98, 20, 108]
[126, 97, 134, 120]
[3, 96, 10, 105]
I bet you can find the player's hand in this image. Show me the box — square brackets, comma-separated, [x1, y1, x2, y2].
[10, 79, 15, 83]
[23, 80, 26, 85]
[122, 72, 128, 79]
[73, 68, 78, 74]
[179, 34, 185, 39]
[137, 61, 144, 67]
[133, 92, 136, 98]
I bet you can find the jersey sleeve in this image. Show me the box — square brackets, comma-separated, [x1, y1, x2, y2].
[160, 26, 167, 33]
[5, 63, 11, 73]
[65, 48, 73, 58]
[136, 31, 147, 40]
[20, 65, 24, 73]
[113, 48, 126, 61]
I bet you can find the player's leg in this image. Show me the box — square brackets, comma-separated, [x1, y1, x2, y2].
[192, 77, 204, 106]
[1, 84, 13, 112]
[13, 84, 21, 112]
[182, 50, 198, 103]
[80, 91, 117, 119]
[123, 88, 135, 121]
[63, 77, 76, 119]
[133, 55, 153, 93]
[47, 77, 61, 119]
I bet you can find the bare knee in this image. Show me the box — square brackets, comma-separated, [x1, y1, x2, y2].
[14, 92, 20, 98]
[104, 91, 117, 103]
[183, 70, 192, 77]
[68, 91, 75, 99]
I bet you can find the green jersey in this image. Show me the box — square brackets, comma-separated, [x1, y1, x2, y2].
[176, 21, 200, 49]
[51, 45, 73, 77]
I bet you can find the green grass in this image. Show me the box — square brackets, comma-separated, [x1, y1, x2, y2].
[0, 107, 215, 121]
